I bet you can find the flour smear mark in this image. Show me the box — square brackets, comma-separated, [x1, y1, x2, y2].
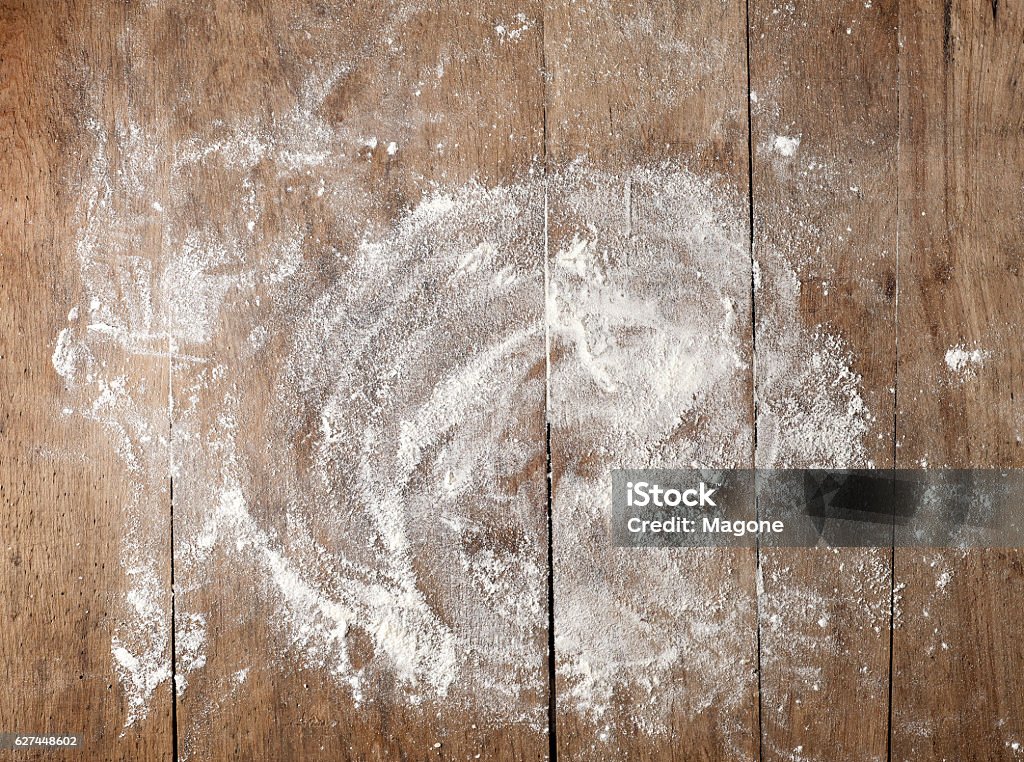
[52, 23, 879, 746]
[55, 139, 876, 740]
[945, 344, 989, 379]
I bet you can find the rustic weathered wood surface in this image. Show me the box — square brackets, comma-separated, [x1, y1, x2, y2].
[4, 0, 1024, 760]
[893, 1, 1024, 760]
[1, 2, 174, 760]
[544, 1, 758, 760]
[161, 2, 549, 761]
[749, 1, 898, 760]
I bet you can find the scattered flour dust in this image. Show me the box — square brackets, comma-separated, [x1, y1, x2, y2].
[245, 176, 547, 716]
[494, 12, 534, 42]
[547, 165, 757, 743]
[753, 133, 876, 471]
[945, 344, 989, 378]
[57, 93, 551, 729]
[52, 114, 175, 728]
[772, 134, 802, 157]
[756, 268, 874, 469]
[53, 49, 880, 749]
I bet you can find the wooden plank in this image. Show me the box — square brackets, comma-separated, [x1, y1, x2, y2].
[0, 2, 173, 759]
[893, 2, 1024, 758]
[748, 2, 899, 761]
[544, 1, 759, 758]
[157, 1, 549, 759]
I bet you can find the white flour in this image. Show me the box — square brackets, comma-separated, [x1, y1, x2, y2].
[176, 177, 547, 718]
[547, 164, 757, 741]
[772, 135, 802, 157]
[53, 114, 176, 727]
[945, 344, 989, 378]
[52, 12, 883, 747]
[55, 109, 878, 738]
[753, 133, 876, 471]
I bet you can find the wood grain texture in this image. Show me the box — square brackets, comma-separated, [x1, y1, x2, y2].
[159, 1, 549, 760]
[0, 2, 173, 759]
[893, 1, 1024, 758]
[10, 2, 1024, 760]
[545, 1, 758, 759]
[748, 1, 898, 760]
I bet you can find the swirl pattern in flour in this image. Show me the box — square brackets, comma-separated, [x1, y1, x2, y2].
[256, 180, 549, 716]
[53, 80, 873, 738]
